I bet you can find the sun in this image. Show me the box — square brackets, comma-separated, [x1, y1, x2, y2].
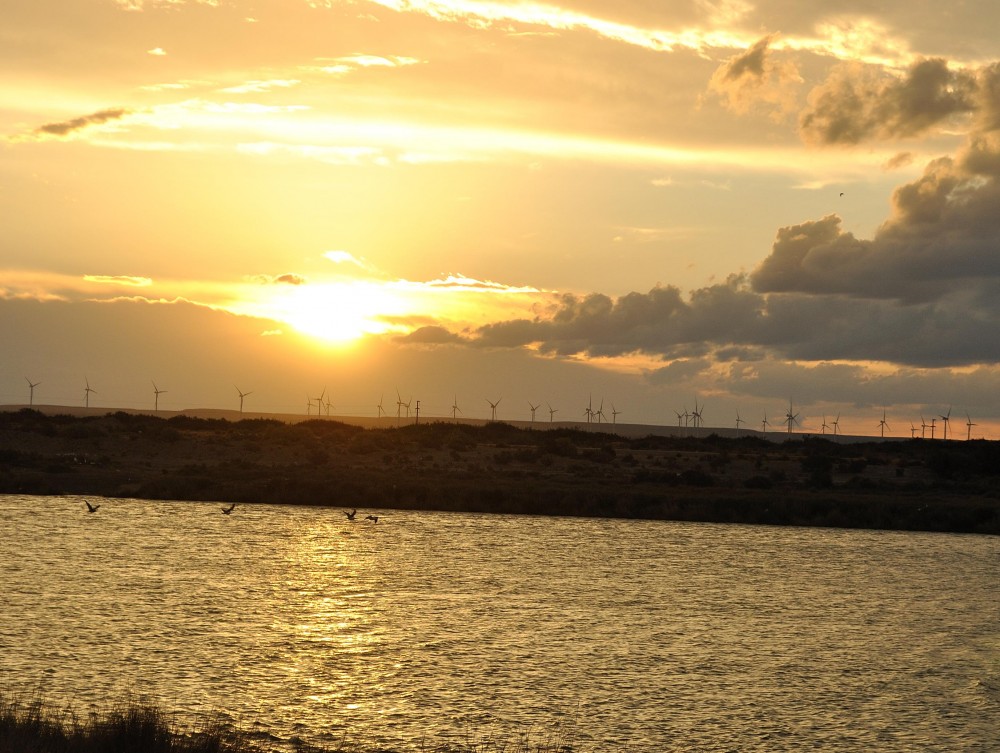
[260, 282, 403, 344]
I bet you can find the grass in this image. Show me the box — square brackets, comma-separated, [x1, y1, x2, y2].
[0, 692, 582, 753]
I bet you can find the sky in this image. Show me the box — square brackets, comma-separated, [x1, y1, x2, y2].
[3, 0, 1000, 439]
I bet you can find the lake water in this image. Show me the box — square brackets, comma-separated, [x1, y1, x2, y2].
[1, 494, 997, 752]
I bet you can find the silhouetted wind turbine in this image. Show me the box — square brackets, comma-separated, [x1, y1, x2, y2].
[674, 409, 685, 427]
[761, 411, 770, 435]
[312, 388, 326, 418]
[920, 415, 928, 439]
[930, 417, 937, 439]
[377, 394, 386, 418]
[26, 377, 40, 407]
[528, 402, 540, 424]
[831, 414, 841, 436]
[396, 389, 405, 424]
[691, 399, 704, 429]
[84, 378, 96, 408]
[548, 403, 558, 422]
[584, 394, 593, 425]
[235, 385, 252, 414]
[940, 407, 952, 440]
[878, 410, 890, 438]
[611, 403, 621, 427]
[735, 410, 744, 436]
[595, 399, 606, 425]
[152, 381, 166, 411]
[324, 395, 334, 417]
[784, 400, 799, 434]
[966, 412, 977, 441]
[910, 422, 918, 439]
[820, 415, 829, 435]
[487, 396, 502, 421]
[451, 395, 462, 421]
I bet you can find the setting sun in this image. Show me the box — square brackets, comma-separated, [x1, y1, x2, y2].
[255, 282, 404, 343]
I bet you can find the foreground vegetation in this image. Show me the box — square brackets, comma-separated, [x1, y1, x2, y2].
[0, 409, 998, 534]
[0, 692, 576, 753]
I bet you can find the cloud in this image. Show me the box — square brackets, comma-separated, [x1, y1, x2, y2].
[250, 273, 307, 286]
[147, 47, 167, 56]
[799, 58, 977, 145]
[220, 79, 301, 94]
[395, 325, 465, 344]
[31, 108, 131, 139]
[752, 132, 1000, 303]
[83, 275, 153, 287]
[706, 35, 801, 119]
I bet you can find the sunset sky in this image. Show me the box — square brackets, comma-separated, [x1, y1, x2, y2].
[4, 0, 1000, 438]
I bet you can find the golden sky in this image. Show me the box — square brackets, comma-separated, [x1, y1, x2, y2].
[4, 0, 1000, 437]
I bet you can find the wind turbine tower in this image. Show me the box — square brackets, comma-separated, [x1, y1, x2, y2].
[235, 386, 252, 414]
[25, 378, 40, 407]
[487, 396, 502, 421]
[152, 381, 166, 411]
[84, 378, 96, 409]
[878, 410, 890, 438]
[451, 395, 462, 421]
[611, 403, 621, 427]
[940, 408, 952, 440]
[966, 412, 977, 441]
[528, 402, 540, 425]
[784, 400, 799, 435]
[548, 403, 558, 422]
[377, 394, 386, 419]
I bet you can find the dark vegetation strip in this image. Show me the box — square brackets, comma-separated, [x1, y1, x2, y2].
[0, 409, 998, 534]
[0, 691, 576, 753]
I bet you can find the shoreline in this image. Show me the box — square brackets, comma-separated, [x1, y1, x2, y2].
[1, 408, 997, 535]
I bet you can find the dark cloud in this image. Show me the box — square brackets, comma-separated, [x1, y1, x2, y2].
[799, 59, 976, 145]
[752, 129, 1000, 303]
[34, 108, 131, 138]
[395, 325, 465, 344]
[707, 34, 799, 117]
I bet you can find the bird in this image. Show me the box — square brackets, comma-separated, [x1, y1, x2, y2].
[84, 500, 100, 513]
[222, 503, 236, 515]
[344, 509, 357, 520]
[365, 515, 379, 523]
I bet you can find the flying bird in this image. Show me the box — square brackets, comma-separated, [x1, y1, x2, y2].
[84, 500, 100, 513]
[222, 503, 236, 515]
[365, 515, 379, 523]
[344, 509, 358, 520]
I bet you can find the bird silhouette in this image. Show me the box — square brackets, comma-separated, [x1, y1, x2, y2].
[84, 500, 100, 513]
[365, 515, 379, 523]
[344, 509, 358, 520]
[222, 503, 236, 515]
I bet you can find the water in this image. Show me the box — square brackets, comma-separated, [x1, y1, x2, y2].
[1, 494, 998, 752]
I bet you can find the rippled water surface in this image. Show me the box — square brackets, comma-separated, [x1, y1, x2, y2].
[1, 494, 998, 751]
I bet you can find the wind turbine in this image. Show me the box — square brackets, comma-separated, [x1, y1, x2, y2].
[735, 410, 744, 436]
[920, 415, 928, 439]
[25, 378, 40, 407]
[235, 385, 252, 414]
[487, 396, 502, 421]
[878, 410, 890, 438]
[784, 400, 799, 435]
[548, 403, 558, 422]
[910, 422, 918, 439]
[84, 378, 96, 408]
[395, 389, 405, 424]
[377, 394, 386, 418]
[312, 388, 326, 418]
[691, 398, 703, 428]
[820, 415, 829, 435]
[595, 398, 606, 425]
[324, 395, 334, 416]
[674, 409, 685, 427]
[940, 407, 952, 440]
[831, 413, 841, 436]
[761, 411, 770, 435]
[528, 402, 540, 424]
[152, 381, 166, 411]
[451, 395, 462, 421]
[930, 417, 937, 439]
[584, 394, 594, 425]
[611, 403, 621, 427]
[966, 412, 977, 441]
